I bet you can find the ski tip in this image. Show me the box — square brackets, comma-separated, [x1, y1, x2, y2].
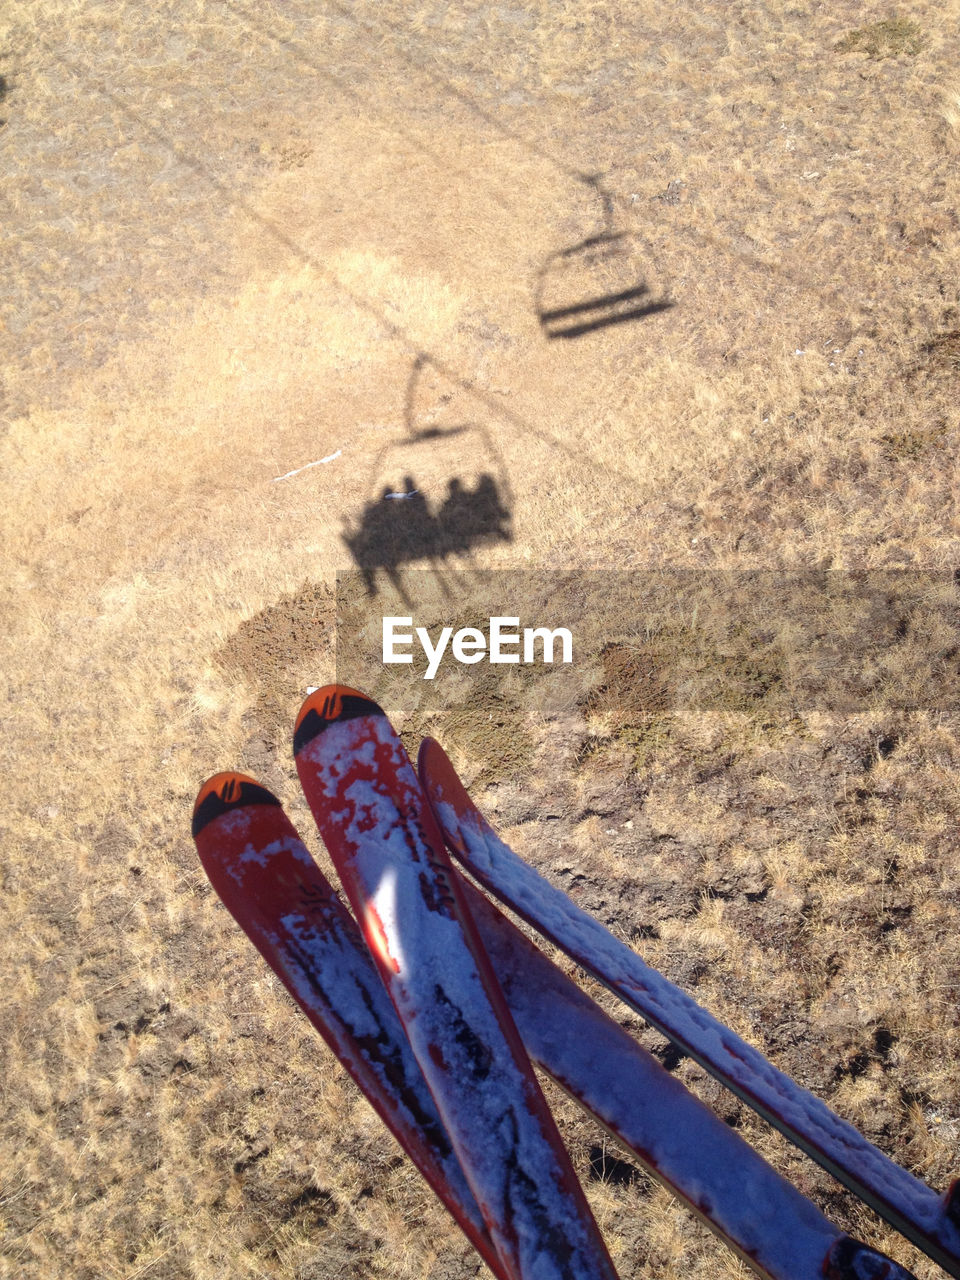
[824, 1236, 919, 1280]
[192, 771, 281, 837]
[416, 736, 444, 773]
[945, 1176, 960, 1228]
[417, 739, 475, 855]
[293, 685, 386, 756]
[417, 737, 461, 792]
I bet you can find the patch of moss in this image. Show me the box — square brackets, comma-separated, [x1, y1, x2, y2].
[880, 421, 950, 461]
[400, 686, 533, 788]
[619, 715, 677, 769]
[578, 634, 813, 772]
[921, 330, 960, 371]
[834, 17, 926, 59]
[689, 648, 788, 715]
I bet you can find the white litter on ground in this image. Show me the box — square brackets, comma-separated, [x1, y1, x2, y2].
[273, 450, 342, 481]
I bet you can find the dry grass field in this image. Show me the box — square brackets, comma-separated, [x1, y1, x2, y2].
[2, 1, 960, 1277]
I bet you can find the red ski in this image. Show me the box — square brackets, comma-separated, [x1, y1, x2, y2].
[191, 760, 916, 1277]
[294, 687, 620, 1280]
[191, 771, 507, 1280]
[418, 736, 960, 1280]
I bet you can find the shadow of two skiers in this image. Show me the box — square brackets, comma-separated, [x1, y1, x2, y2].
[342, 473, 512, 597]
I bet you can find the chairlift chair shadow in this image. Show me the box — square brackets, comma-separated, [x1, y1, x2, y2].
[341, 356, 514, 599]
[535, 173, 674, 339]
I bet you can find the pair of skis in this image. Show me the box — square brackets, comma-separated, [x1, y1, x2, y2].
[192, 685, 957, 1279]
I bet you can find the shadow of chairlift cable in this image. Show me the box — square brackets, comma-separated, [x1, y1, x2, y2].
[535, 174, 675, 339]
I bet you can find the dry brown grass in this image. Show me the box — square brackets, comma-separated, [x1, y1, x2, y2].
[3, 0, 960, 1277]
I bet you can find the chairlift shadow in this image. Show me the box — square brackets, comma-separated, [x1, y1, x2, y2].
[341, 472, 512, 600]
[360, 355, 514, 497]
[341, 357, 514, 599]
[535, 173, 674, 339]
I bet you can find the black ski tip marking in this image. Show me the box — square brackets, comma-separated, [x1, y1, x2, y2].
[293, 685, 385, 757]
[192, 771, 281, 837]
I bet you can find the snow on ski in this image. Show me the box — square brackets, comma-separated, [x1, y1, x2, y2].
[191, 771, 508, 1280]
[294, 686, 620, 1280]
[418, 737, 960, 1279]
[190, 760, 916, 1278]
[463, 878, 919, 1280]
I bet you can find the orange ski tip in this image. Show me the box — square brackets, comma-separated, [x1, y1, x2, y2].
[193, 771, 262, 816]
[293, 685, 386, 756]
[191, 771, 282, 838]
[294, 685, 367, 734]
